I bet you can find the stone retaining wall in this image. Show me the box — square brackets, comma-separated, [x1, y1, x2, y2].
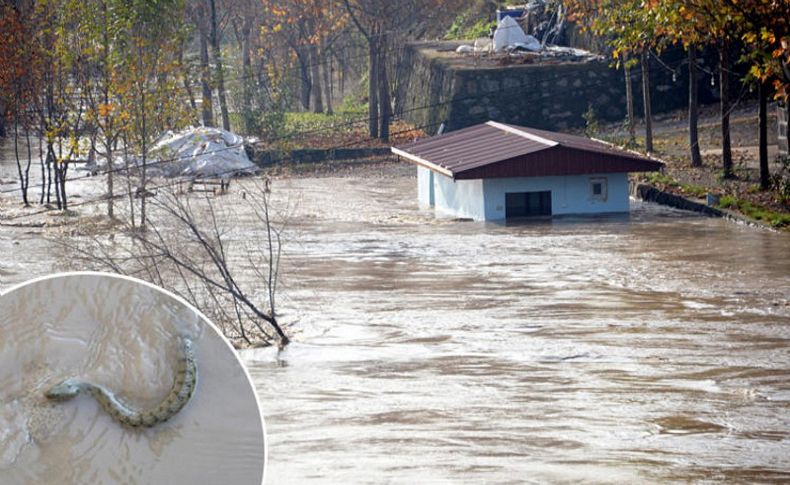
[779, 101, 789, 157]
[630, 182, 771, 230]
[398, 41, 719, 134]
[631, 183, 724, 217]
[245, 146, 391, 167]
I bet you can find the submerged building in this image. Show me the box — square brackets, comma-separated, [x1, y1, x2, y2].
[392, 121, 663, 221]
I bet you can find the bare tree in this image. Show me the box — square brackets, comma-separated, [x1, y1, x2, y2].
[68, 180, 290, 348]
[342, 0, 461, 140]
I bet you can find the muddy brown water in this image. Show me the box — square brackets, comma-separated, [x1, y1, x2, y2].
[248, 177, 790, 483]
[2, 154, 790, 483]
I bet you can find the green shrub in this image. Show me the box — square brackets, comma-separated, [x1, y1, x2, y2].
[679, 183, 708, 198]
[338, 96, 367, 116]
[258, 110, 286, 140]
[582, 104, 599, 138]
[717, 196, 790, 228]
[465, 18, 497, 39]
[445, 13, 496, 40]
[644, 172, 679, 188]
[717, 195, 737, 209]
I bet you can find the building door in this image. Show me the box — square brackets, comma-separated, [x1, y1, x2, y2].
[505, 191, 552, 218]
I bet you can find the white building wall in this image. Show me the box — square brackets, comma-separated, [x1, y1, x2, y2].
[482, 172, 630, 220]
[417, 166, 435, 207]
[432, 173, 486, 220]
[423, 171, 630, 221]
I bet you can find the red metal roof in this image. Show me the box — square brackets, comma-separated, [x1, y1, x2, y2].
[392, 121, 663, 179]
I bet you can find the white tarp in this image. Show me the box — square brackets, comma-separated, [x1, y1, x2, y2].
[454, 38, 493, 54]
[148, 127, 257, 178]
[514, 35, 542, 52]
[493, 16, 529, 51]
[545, 45, 592, 57]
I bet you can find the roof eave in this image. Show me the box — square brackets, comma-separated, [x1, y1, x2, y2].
[391, 146, 455, 178]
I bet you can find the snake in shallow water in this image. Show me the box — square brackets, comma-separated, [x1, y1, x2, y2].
[44, 337, 197, 428]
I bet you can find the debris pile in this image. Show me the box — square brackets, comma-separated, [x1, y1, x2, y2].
[456, 0, 597, 64]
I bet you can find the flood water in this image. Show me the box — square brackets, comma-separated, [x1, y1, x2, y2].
[2, 146, 790, 483]
[247, 175, 790, 483]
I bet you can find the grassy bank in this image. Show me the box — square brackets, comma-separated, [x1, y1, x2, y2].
[594, 100, 790, 230]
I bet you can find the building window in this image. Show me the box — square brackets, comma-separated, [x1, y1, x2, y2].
[590, 177, 607, 201]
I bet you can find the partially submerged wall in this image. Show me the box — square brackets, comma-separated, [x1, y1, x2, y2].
[482, 173, 629, 220]
[424, 169, 629, 221]
[433, 173, 486, 220]
[398, 41, 715, 134]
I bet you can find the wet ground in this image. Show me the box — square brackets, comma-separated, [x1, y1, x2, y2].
[2, 142, 790, 482]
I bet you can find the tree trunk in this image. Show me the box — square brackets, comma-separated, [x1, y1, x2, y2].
[339, 55, 346, 98]
[53, 141, 68, 210]
[106, 140, 114, 218]
[123, 135, 135, 227]
[140, 83, 147, 229]
[183, 68, 197, 113]
[641, 50, 653, 153]
[13, 119, 30, 206]
[58, 162, 68, 210]
[309, 43, 324, 113]
[102, 1, 115, 217]
[758, 80, 769, 189]
[378, 41, 390, 141]
[297, 48, 311, 111]
[368, 38, 379, 138]
[45, 144, 53, 204]
[688, 45, 702, 167]
[58, 142, 68, 210]
[0, 102, 6, 138]
[199, 32, 214, 127]
[322, 41, 333, 115]
[241, 21, 253, 132]
[24, 130, 32, 205]
[51, 145, 61, 210]
[38, 137, 45, 204]
[208, 0, 230, 131]
[177, 46, 197, 114]
[720, 41, 733, 179]
[623, 54, 635, 145]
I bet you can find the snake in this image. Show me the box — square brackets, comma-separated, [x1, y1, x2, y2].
[44, 337, 197, 428]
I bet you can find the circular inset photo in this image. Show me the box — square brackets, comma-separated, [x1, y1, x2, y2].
[0, 272, 265, 484]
